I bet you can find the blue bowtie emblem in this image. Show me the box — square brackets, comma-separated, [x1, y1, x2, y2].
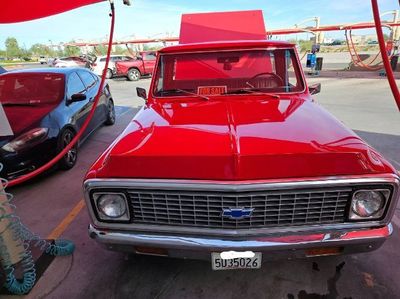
[222, 208, 254, 220]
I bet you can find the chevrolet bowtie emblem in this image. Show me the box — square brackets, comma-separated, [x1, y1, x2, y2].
[222, 208, 254, 220]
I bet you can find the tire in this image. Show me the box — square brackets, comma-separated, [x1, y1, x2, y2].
[127, 68, 141, 81]
[105, 68, 113, 79]
[57, 128, 78, 170]
[105, 100, 116, 126]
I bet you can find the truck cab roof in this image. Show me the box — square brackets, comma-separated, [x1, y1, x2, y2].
[159, 40, 295, 54]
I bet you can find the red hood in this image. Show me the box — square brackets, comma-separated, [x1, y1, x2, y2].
[3, 105, 55, 136]
[92, 96, 394, 180]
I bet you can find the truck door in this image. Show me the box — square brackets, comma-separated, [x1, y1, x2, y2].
[143, 52, 157, 75]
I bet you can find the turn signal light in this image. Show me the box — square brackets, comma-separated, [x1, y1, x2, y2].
[305, 247, 343, 257]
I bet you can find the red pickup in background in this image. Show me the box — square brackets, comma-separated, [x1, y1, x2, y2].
[114, 51, 157, 81]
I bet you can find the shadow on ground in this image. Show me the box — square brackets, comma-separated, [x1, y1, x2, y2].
[355, 130, 400, 169]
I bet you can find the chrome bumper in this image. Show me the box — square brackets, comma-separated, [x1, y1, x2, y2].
[88, 224, 393, 260]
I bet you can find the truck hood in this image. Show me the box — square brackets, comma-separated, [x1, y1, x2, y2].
[94, 96, 394, 180]
[0, 105, 54, 143]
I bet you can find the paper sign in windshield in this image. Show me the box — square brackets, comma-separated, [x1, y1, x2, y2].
[0, 103, 13, 137]
[197, 86, 227, 95]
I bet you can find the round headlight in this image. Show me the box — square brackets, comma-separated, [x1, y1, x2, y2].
[351, 190, 385, 218]
[97, 194, 127, 219]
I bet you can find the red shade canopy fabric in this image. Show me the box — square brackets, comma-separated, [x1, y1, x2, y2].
[1, 0, 104, 23]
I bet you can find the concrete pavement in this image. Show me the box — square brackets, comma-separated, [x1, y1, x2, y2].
[4, 76, 400, 299]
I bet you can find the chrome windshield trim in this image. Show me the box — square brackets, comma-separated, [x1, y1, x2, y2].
[83, 174, 400, 237]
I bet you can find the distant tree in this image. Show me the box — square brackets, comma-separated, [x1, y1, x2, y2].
[142, 44, 161, 51]
[64, 44, 81, 57]
[19, 48, 31, 60]
[30, 43, 52, 56]
[288, 39, 313, 53]
[383, 33, 390, 41]
[5, 37, 20, 58]
[94, 45, 108, 56]
[114, 45, 128, 55]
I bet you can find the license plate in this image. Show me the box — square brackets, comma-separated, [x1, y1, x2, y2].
[211, 251, 262, 270]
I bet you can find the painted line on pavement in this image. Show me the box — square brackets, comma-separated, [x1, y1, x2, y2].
[47, 199, 85, 240]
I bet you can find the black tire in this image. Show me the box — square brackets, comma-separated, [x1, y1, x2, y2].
[127, 68, 141, 81]
[105, 68, 113, 79]
[57, 128, 78, 170]
[105, 100, 116, 126]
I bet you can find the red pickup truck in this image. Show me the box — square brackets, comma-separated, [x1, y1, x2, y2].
[114, 51, 156, 81]
[84, 40, 399, 270]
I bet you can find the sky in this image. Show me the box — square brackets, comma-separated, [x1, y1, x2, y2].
[1, 0, 399, 49]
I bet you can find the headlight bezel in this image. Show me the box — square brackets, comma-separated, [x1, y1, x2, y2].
[93, 192, 130, 222]
[348, 188, 391, 221]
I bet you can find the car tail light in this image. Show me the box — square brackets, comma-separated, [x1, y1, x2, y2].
[1, 128, 48, 153]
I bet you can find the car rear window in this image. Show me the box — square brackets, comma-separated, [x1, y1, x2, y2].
[0, 73, 65, 105]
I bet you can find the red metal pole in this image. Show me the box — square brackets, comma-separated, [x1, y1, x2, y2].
[371, 0, 400, 111]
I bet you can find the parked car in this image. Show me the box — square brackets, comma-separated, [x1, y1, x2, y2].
[84, 40, 399, 270]
[53, 56, 89, 68]
[92, 55, 134, 79]
[328, 40, 345, 46]
[38, 56, 47, 64]
[0, 68, 115, 180]
[114, 51, 156, 81]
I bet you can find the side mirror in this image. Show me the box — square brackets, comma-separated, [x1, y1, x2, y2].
[309, 83, 321, 95]
[68, 93, 87, 104]
[136, 87, 147, 100]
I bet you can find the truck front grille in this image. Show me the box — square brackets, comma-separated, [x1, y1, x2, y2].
[127, 187, 351, 229]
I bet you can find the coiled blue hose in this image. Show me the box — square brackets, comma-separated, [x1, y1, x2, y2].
[0, 163, 75, 295]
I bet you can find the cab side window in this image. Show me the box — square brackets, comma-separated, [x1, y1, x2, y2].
[145, 53, 156, 61]
[67, 72, 86, 99]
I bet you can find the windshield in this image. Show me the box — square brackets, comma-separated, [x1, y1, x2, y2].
[0, 73, 65, 105]
[153, 48, 304, 97]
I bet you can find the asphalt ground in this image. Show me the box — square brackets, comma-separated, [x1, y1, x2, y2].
[3, 74, 400, 299]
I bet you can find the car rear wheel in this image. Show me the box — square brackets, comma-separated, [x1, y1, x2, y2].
[106, 68, 113, 79]
[105, 100, 115, 126]
[127, 68, 141, 81]
[58, 128, 78, 170]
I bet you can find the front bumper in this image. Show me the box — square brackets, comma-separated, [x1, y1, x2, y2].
[0, 139, 57, 180]
[88, 224, 393, 261]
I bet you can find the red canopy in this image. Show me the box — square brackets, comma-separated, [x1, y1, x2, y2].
[1, 0, 104, 23]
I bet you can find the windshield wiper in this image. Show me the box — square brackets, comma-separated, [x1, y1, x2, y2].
[222, 89, 280, 99]
[158, 89, 209, 101]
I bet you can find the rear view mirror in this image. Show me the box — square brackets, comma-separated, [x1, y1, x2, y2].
[136, 87, 147, 100]
[217, 56, 239, 71]
[309, 83, 321, 95]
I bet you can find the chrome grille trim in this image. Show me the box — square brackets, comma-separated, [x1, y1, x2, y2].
[84, 175, 400, 237]
[128, 188, 351, 229]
